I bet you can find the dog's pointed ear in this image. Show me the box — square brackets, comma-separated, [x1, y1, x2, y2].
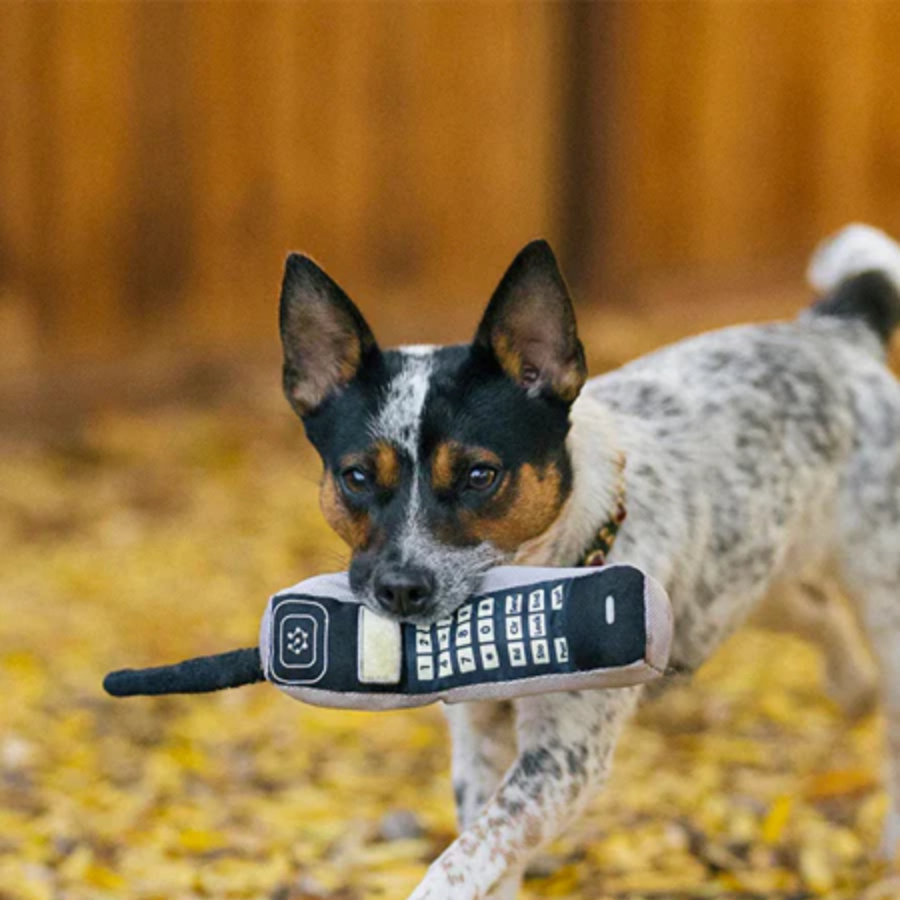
[474, 240, 586, 403]
[279, 253, 379, 417]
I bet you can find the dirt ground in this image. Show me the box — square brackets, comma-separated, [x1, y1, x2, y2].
[1, 311, 899, 899]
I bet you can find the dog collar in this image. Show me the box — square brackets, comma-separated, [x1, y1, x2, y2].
[580, 452, 627, 567]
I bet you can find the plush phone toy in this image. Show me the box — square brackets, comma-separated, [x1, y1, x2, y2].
[104, 564, 673, 710]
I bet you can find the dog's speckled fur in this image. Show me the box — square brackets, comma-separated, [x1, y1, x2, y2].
[280, 225, 900, 898]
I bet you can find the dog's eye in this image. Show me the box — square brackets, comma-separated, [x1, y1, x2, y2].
[341, 466, 372, 494]
[466, 465, 499, 492]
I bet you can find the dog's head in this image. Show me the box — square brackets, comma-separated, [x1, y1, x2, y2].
[279, 241, 587, 623]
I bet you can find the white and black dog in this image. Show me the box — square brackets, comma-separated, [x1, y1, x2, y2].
[278, 224, 900, 899]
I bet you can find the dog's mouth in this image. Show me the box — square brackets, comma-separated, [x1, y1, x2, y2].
[353, 575, 484, 627]
[350, 544, 504, 626]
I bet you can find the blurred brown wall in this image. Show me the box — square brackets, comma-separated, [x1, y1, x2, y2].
[2, 2, 900, 396]
[586, 3, 900, 304]
[0, 3, 569, 377]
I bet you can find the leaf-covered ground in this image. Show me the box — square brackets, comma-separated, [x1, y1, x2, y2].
[0, 402, 896, 900]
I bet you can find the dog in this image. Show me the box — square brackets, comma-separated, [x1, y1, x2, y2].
[278, 224, 900, 899]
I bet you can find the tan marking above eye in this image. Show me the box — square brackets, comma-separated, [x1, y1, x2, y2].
[373, 441, 401, 490]
[432, 441, 461, 491]
[320, 475, 371, 549]
[431, 441, 502, 492]
[460, 461, 565, 550]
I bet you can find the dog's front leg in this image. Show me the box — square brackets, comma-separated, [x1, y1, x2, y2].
[446, 701, 517, 830]
[411, 688, 642, 900]
[445, 701, 522, 900]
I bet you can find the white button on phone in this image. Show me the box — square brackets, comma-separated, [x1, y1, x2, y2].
[478, 619, 495, 642]
[417, 658, 434, 680]
[509, 642, 527, 667]
[505, 594, 523, 615]
[481, 645, 500, 669]
[416, 632, 433, 653]
[458, 647, 477, 673]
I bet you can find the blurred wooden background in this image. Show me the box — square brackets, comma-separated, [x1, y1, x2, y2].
[1, 2, 900, 409]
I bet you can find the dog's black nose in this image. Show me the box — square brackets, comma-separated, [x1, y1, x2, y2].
[373, 566, 435, 618]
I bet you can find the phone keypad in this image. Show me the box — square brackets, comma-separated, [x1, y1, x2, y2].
[412, 583, 573, 682]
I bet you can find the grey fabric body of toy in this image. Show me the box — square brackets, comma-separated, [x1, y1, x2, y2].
[104, 564, 673, 710]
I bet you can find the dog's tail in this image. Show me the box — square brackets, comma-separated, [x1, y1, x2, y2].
[807, 223, 900, 350]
